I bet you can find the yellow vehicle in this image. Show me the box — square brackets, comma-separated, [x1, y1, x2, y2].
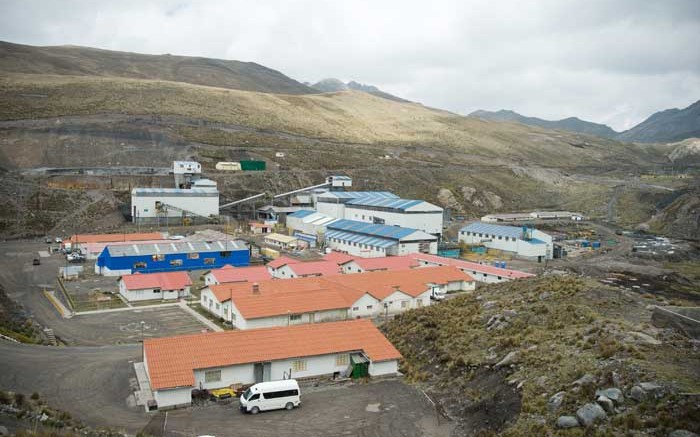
[210, 387, 236, 400]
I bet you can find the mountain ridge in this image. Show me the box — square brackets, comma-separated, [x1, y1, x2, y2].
[309, 77, 409, 103]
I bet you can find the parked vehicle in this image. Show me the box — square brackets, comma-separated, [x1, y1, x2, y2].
[239, 379, 300, 414]
[210, 387, 235, 400]
[32, 258, 40, 266]
[45, 237, 52, 244]
[55, 237, 62, 243]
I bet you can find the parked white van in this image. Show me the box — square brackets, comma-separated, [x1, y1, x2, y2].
[239, 379, 301, 414]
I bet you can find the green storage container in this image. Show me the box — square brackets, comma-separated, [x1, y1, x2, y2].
[239, 160, 266, 171]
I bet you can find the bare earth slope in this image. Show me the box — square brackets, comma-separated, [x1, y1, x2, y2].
[0, 41, 316, 95]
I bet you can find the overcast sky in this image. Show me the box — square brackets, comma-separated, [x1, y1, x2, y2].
[1, 0, 699, 130]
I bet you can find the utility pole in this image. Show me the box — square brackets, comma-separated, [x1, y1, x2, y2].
[140, 321, 145, 361]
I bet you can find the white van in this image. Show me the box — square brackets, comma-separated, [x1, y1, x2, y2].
[239, 379, 300, 414]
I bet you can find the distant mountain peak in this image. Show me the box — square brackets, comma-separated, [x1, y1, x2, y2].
[468, 109, 618, 139]
[617, 99, 700, 143]
[310, 78, 409, 103]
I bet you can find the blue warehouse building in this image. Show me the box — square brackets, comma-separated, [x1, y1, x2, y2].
[95, 240, 249, 276]
[325, 219, 438, 258]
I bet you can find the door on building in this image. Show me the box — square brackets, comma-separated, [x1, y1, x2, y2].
[309, 312, 315, 324]
[254, 362, 272, 383]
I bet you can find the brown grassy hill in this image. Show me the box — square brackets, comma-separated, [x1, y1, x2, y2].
[0, 41, 315, 95]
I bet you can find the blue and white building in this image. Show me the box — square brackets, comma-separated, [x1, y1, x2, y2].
[285, 210, 339, 244]
[458, 222, 553, 262]
[315, 191, 443, 236]
[95, 240, 249, 276]
[325, 219, 438, 258]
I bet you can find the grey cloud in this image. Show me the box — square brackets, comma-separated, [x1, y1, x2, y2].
[0, 0, 698, 130]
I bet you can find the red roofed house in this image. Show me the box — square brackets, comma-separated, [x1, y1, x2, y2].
[339, 255, 419, 274]
[199, 266, 474, 328]
[143, 319, 401, 409]
[203, 265, 273, 286]
[118, 271, 192, 302]
[408, 252, 535, 283]
[270, 260, 341, 279]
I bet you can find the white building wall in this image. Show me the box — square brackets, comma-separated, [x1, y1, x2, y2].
[348, 293, 381, 317]
[203, 272, 218, 285]
[458, 229, 552, 260]
[200, 288, 227, 320]
[193, 363, 255, 390]
[153, 387, 192, 409]
[243, 309, 349, 330]
[379, 290, 416, 315]
[273, 264, 297, 278]
[327, 239, 389, 258]
[132, 193, 219, 219]
[413, 259, 510, 284]
[271, 353, 353, 380]
[397, 241, 438, 256]
[96, 265, 132, 277]
[344, 206, 443, 235]
[369, 360, 399, 376]
[341, 261, 364, 274]
[316, 202, 346, 219]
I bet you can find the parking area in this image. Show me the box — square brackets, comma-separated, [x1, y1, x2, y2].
[69, 305, 210, 345]
[147, 380, 451, 437]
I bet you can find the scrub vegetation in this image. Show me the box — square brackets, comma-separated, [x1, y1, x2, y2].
[384, 275, 700, 436]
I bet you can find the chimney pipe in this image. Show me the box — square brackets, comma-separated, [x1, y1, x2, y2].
[252, 283, 260, 294]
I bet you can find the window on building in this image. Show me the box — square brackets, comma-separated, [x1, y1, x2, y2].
[497, 276, 502, 280]
[366, 305, 373, 310]
[289, 314, 302, 321]
[401, 300, 408, 308]
[352, 306, 359, 311]
[153, 288, 161, 293]
[335, 354, 350, 366]
[204, 258, 216, 265]
[133, 262, 147, 269]
[292, 360, 307, 372]
[188, 253, 199, 260]
[204, 369, 221, 383]
[153, 254, 165, 261]
[220, 251, 231, 257]
[170, 259, 183, 267]
[498, 236, 502, 240]
[215, 303, 220, 310]
[417, 300, 423, 307]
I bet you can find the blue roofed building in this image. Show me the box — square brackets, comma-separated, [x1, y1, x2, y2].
[325, 219, 438, 258]
[314, 191, 443, 236]
[458, 222, 553, 262]
[95, 240, 249, 276]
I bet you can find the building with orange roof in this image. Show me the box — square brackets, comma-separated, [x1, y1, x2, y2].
[408, 252, 535, 283]
[203, 265, 272, 285]
[269, 260, 341, 279]
[118, 271, 192, 302]
[67, 232, 165, 255]
[339, 255, 419, 274]
[143, 319, 401, 409]
[199, 266, 473, 329]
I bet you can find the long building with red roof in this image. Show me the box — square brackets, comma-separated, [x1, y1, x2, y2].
[143, 319, 401, 409]
[200, 266, 474, 329]
[118, 271, 192, 302]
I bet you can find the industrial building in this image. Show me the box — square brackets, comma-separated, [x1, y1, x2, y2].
[118, 271, 192, 302]
[172, 161, 202, 188]
[143, 319, 401, 409]
[285, 210, 339, 246]
[263, 233, 300, 250]
[325, 220, 437, 258]
[200, 266, 473, 328]
[481, 211, 585, 223]
[458, 222, 553, 261]
[203, 265, 272, 285]
[131, 179, 220, 224]
[315, 191, 399, 220]
[408, 253, 535, 283]
[95, 240, 249, 276]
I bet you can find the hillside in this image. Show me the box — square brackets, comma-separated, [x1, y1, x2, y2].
[0, 71, 689, 238]
[0, 41, 315, 94]
[384, 275, 700, 436]
[311, 77, 409, 103]
[469, 109, 618, 139]
[617, 100, 700, 143]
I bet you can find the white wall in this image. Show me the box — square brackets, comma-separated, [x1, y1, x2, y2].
[153, 387, 192, 409]
[397, 241, 438, 256]
[204, 272, 218, 285]
[200, 288, 227, 320]
[458, 229, 553, 260]
[236, 308, 349, 330]
[369, 360, 399, 376]
[316, 202, 346, 219]
[118, 280, 190, 302]
[344, 206, 443, 235]
[341, 261, 364, 274]
[348, 293, 381, 318]
[132, 193, 219, 219]
[273, 264, 297, 278]
[327, 238, 389, 258]
[96, 265, 132, 277]
[193, 363, 255, 390]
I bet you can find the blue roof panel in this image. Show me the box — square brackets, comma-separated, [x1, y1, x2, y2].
[288, 210, 316, 218]
[326, 219, 419, 240]
[325, 229, 397, 248]
[346, 197, 429, 211]
[460, 222, 528, 239]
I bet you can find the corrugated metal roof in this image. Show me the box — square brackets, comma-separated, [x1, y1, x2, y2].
[325, 229, 397, 248]
[106, 240, 246, 257]
[288, 210, 316, 218]
[345, 197, 439, 211]
[328, 219, 432, 240]
[460, 222, 527, 239]
[317, 191, 398, 201]
[132, 187, 218, 196]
